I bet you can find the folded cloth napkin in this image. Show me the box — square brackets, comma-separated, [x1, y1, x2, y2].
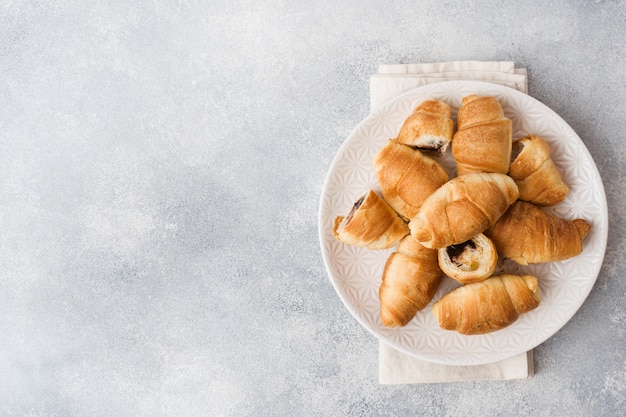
[370, 61, 527, 110]
[372, 61, 533, 384]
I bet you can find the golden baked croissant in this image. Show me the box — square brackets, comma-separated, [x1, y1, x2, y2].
[509, 134, 569, 206]
[333, 189, 409, 249]
[373, 139, 449, 220]
[408, 172, 519, 249]
[485, 201, 591, 265]
[452, 94, 512, 175]
[396, 99, 454, 153]
[379, 235, 442, 327]
[437, 233, 498, 284]
[432, 274, 541, 335]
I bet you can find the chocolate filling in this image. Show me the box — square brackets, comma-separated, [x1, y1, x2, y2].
[345, 194, 366, 224]
[410, 140, 446, 154]
[415, 144, 441, 152]
[445, 239, 476, 262]
[511, 140, 525, 162]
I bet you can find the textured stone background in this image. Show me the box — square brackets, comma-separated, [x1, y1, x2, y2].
[0, 1, 624, 416]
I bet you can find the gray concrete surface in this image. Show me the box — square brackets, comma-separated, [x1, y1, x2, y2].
[0, 1, 624, 416]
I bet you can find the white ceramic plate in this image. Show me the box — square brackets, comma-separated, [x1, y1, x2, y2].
[318, 80, 608, 366]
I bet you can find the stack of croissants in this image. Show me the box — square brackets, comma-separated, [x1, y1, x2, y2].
[333, 94, 591, 335]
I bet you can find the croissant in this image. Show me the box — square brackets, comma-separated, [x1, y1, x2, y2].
[485, 201, 591, 265]
[379, 235, 442, 327]
[396, 99, 454, 153]
[452, 95, 512, 176]
[432, 274, 541, 335]
[437, 233, 498, 284]
[408, 172, 519, 249]
[509, 134, 569, 206]
[333, 189, 409, 249]
[373, 139, 449, 220]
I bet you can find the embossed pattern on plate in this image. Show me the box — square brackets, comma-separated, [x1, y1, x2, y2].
[318, 81, 608, 366]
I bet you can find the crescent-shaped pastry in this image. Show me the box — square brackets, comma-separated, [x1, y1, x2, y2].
[396, 99, 454, 153]
[509, 134, 569, 206]
[452, 94, 512, 175]
[379, 235, 442, 327]
[485, 200, 591, 265]
[373, 139, 449, 220]
[432, 274, 541, 335]
[408, 172, 519, 249]
[437, 233, 498, 284]
[333, 189, 409, 250]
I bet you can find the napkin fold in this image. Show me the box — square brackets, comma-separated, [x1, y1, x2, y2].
[370, 61, 527, 111]
[372, 61, 533, 384]
[380, 343, 534, 384]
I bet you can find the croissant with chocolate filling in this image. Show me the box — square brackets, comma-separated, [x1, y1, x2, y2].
[452, 94, 512, 176]
[509, 134, 569, 206]
[333, 189, 409, 250]
[373, 139, 449, 220]
[432, 274, 541, 335]
[379, 235, 442, 327]
[408, 172, 519, 249]
[485, 201, 591, 265]
[396, 99, 454, 153]
[437, 233, 498, 284]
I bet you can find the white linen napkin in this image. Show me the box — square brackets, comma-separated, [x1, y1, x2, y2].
[372, 61, 533, 384]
